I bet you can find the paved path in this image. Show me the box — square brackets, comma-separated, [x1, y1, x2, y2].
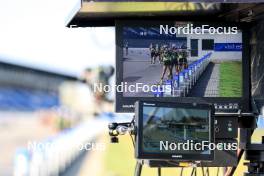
[189, 63, 220, 97]
[123, 48, 163, 97]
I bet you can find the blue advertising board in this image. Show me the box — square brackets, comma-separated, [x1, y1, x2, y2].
[214, 43, 242, 52]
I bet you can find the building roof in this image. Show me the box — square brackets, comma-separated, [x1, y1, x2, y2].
[0, 60, 77, 81]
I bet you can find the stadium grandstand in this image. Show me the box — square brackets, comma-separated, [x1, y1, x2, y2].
[0, 60, 77, 111]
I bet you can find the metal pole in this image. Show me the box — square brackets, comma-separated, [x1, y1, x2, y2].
[158, 167, 161, 176]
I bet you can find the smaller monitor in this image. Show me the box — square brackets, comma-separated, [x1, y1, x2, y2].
[135, 101, 214, 161]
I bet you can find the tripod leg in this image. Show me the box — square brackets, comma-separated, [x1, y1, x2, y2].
[206, 167, 209, 176]
[191, 168, 195, 176]
[180, 168, 184, 176]
[201, 167, 205, 176]
[158, 167, 161, 176]
[134, 161, 143, 176]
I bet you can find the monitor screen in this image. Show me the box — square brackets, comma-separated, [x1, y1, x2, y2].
[116, 20, 250, 112]
[135, 101, 214, 160]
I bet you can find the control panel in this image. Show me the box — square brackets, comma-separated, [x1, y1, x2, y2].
[214, 116, 238, 139]
[214, 103, 240, 113]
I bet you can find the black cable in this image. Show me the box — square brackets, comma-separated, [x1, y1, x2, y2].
[225, 148, 245, 176]
[130, 115, 135, 147]
[131, 117, 140, 176]
[216, 167, 219, 176]
[129, 133, 135, 147]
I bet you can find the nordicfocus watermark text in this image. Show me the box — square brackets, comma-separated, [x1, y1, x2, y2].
[160, 24, 238, 35]
[28, 141, 106, 151]
[93, 82, 170, 93]
[160, 140, 237, 151]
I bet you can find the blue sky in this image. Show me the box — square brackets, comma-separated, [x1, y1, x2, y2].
[0, 0, 115, 76]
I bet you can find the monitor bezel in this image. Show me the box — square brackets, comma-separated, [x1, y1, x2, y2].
[135, 100, 215, 161]
[115, 19, 251, 113]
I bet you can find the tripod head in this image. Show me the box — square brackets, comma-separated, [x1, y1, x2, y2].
[108, 120, 135, 143]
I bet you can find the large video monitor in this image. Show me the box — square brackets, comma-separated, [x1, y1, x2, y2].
[135, 101, 214, 161]
[116, 20, 250, 112]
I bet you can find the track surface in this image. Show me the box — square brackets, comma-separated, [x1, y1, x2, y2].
[189, 63, 219, 97]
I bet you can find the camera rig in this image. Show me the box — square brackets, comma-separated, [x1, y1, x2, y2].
[108, 100, 264, 176]
[109, 120, 136, 144]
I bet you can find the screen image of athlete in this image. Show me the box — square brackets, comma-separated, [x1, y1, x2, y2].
[178, 49, 189, 71]
[155, 44, 161, 64]
[171, 47, 179, 76]
[149, 43, 156, 64]
[159, 45, 173, 84]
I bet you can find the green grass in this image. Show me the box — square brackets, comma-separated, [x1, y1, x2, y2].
[101, 135, 227, 176]
[100, 129, 264, 176]
[103, 136, 135, 176]
[102, 135, 156, 176]
[101, 131, 264, 176]
[219, 61, 242, 97]
[99, 124, 264, 176]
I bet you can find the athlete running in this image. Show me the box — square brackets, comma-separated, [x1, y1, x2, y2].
[178, 49, 188, 71]
[182, 49, 189, 69]
[171, 47, 179, 75]
[159, 46, 172, 84]
[149, 43, 156, 64]
[155, 44, 161, 64]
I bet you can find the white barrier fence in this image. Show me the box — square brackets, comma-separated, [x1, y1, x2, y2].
[13, 119, 107, 176]
[154, 52, 212, 97]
